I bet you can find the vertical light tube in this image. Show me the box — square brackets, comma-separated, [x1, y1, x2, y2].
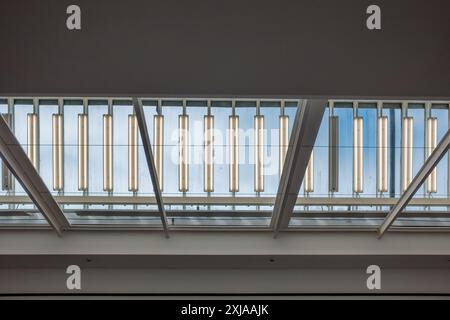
[401, 117, 413, 192]
[304, 150, 314, 193]
[353, 117, 363, 193]
[1, 113, 12, 190]
[78, 114, 88, 191]
[204, 115, 214, 192]
[128, 114, 138, 192]
[27, 113, 38, 169]
[154, 115, 164, 191]
[279, 115, 289, 177]
[103, 114, 113, 192]
[426, 117, 437, 193]
[52, 114, 64, 191]
[377, 116, 388, 192]
[229, 116, 239, 192]
[329, 116, 339, 192]
[77, 114, 88, 191]
[254, 115, 264, 192]
[178, 115, 189, 192]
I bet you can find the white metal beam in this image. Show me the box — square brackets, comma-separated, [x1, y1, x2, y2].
[133, 98, 170, 238]
[2, 230, 450, 256]
[378, 128, 450, 237]
[271, 99, 327, 236]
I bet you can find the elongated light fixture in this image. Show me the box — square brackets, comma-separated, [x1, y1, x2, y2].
[128, 114, 138, 192]
[353, 116, 363, 193]
[377, 116, 388, 192]
[204, 115, 214, 192]
[229, 115, 239, 192]
[426, 117, 437, 193]
[279, 115, 289, 177]
[254, 115, 264, 192]
[103, 114, 113, 192]
[154, 115, 164, 191]
[304, 150, 314, 193]
[52, 114, 64, 191]
[1, 113, 12, 190]
[78, 114, 88, 191]
[178, 115, 189, 192]
[401, 116, 413, 192]
[27, 113, 38, 169]
[329, 115, 339, 192]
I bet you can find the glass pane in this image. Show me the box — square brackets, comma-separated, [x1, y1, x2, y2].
[58, 100, 159, 226]
[0, 100, 49, 226]
[290, 101, 450, 229]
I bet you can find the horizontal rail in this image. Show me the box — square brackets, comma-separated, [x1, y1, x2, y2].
[1, 195, 450, 206]
[72, 210, 450, 218]
[2, 96, 449, 105]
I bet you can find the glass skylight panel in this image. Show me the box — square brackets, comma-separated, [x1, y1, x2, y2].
[0, 99, 50, 226]
[1, 97, 450, 230]
[290, 101, 450, 229]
